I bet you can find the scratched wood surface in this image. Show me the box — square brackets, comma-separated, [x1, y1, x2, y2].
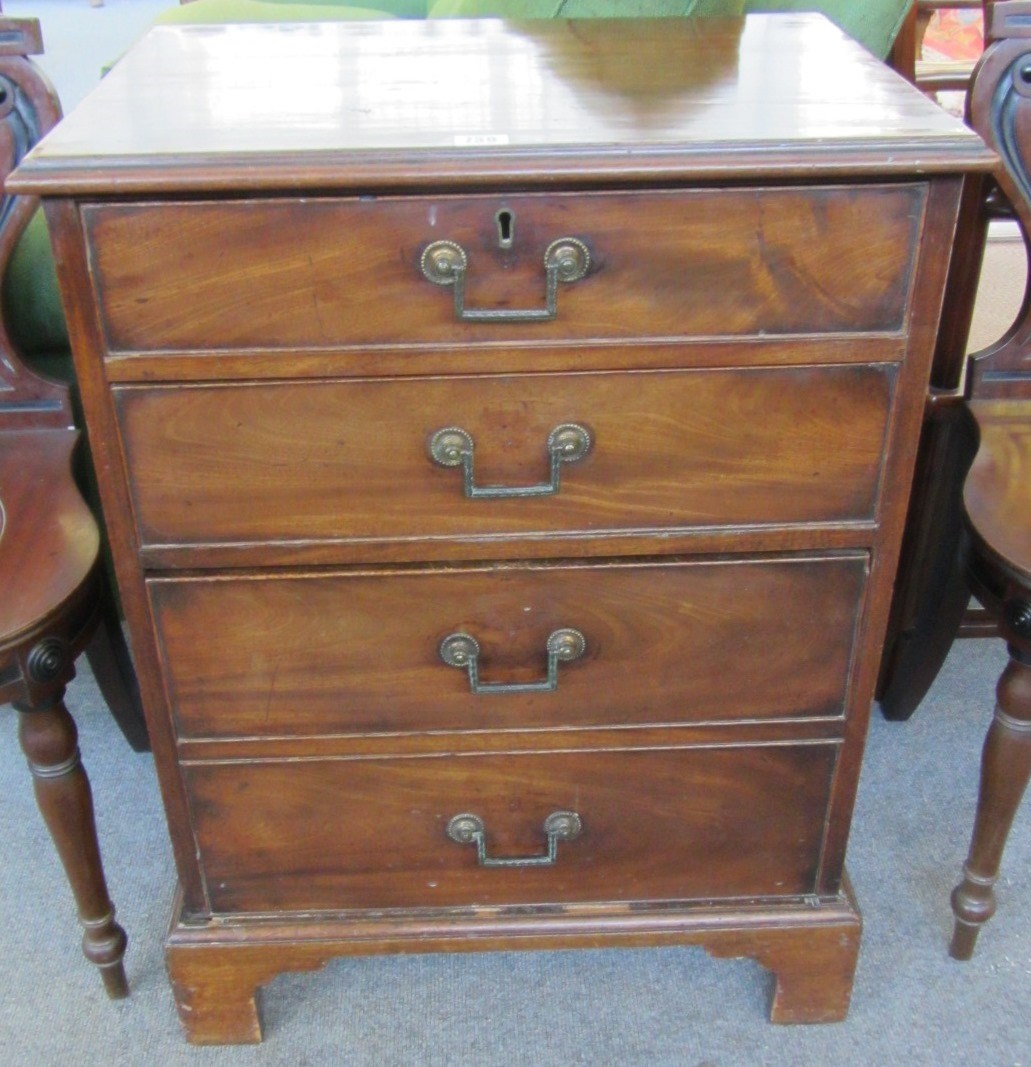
[115, 364, 896, 554]
[84, 186, 922, 352]
[149, 554, 867, 738]
[183, 743, 838, 912]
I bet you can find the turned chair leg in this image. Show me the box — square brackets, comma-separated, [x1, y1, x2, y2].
[950, 646, 1031, 960]
[15, 690, 129, 997]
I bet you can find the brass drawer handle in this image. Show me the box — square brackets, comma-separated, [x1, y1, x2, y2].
[439, 628, 586, 695]
[428, 423, 591, 500]
[420, 237, 590, 322]
[446, 811, 583, 868]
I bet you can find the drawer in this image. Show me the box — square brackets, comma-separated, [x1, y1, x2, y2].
[117, 364, 895, 552]
[149, 555, 867, 739]
[84, 185, 923, 353]
[184, 743, 838, 912]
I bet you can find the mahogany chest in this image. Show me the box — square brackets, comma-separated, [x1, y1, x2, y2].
[10, 14, 993, 1043]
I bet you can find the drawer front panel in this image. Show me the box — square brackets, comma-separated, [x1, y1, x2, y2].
[150, 556, 867, 739]
[185, 744, 838, 912]
[117, 365, 895, 549]
[85, 185, 923, 352]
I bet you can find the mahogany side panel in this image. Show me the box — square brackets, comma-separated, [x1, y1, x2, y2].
[877, 401, 980, 720]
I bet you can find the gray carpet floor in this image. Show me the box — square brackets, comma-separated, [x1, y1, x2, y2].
[1, 638, 1027, 1064]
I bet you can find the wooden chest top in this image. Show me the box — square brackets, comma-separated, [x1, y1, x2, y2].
[9, 14, 992, 196]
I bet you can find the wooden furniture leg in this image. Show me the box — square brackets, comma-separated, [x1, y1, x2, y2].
[15, 690, 128, 996]
[165, 884, 862, 1044]
[950, 624, 1031, 958]
[0, 14, 136, 1003]
[948, 397, 1031, 958]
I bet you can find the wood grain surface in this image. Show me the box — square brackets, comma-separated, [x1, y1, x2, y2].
[165, 888, 862, 1041]
[149, 554, 867, 739]
[0, 430, 98, 641]
[115, 364, 895, 553]
[964, 399, 1031, 583]
[183, 743, 838, 912]
[85, 186, 922, 352]
[8, 17, 992, 195]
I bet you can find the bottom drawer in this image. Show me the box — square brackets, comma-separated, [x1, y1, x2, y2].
[185, 744, 838, 913]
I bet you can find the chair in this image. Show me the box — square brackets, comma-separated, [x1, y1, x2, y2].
[0, 17, 128, 997]
[878, 0, 998, 721]
[880, 0, 1031, 955]
[892, 0, 986, 93]
[166, 1, 913, 66]
[946, 1, 1031, 957]
[949, 402, 1031, 957]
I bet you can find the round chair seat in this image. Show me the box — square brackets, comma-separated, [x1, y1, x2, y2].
[963, 399, 1031, 592]
[0, 429, 99, 652]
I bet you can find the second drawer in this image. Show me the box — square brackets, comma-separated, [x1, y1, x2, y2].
[149, 554, 868, 739]
[116, 364, 896, 554]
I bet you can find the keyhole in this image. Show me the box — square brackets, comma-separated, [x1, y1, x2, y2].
[496, 209, 514, 250]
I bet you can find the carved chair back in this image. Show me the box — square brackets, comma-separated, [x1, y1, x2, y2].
[0, 18, 66, 431]
[966, 0, 1031, 398]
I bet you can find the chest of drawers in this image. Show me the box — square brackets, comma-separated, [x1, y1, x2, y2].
[11, 14, 993, 1044]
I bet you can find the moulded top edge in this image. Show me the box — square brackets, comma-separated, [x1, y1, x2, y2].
[8, 14, 994, 196]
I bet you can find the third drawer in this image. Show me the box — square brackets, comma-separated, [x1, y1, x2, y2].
[149, 554, 869, 739]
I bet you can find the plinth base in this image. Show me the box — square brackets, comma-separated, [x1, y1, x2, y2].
[165, 878, 862, 1045]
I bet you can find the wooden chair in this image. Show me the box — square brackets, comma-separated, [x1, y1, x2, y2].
[878, 0, 998, 720]
[0, 17, 128, 998]
[949, 402, 1031, 957]
[892, 0, 986, 93]
[945, 2, 1031, 956]
[880, 0, 1031, 955]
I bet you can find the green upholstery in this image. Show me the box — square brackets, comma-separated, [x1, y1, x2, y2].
[427, 0, 910, 58]
[157, 0, 909, 57]
[2, 210, 71, 379]
[264, 0, 424, 12]
[428, 1, 745, 17]
[154, 0, 417, 24]
[4, 0, 913, 388]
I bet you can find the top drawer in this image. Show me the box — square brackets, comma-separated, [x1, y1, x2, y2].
[83, 185, 924, 355]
